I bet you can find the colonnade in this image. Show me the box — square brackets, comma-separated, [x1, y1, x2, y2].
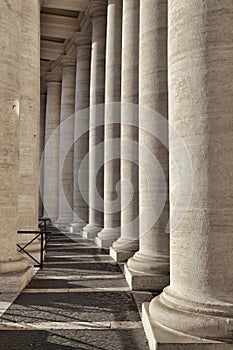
[42, 0, 233, 347]
[0, 0, 233, 348]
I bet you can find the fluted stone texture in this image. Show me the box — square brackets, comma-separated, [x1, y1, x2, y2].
[144, 0, 233, 347]
[125, 0, 169, 291]
[18, 0, 40, 231]
[111, 0, 139, 261]
[57, 57, 76, 227]
[39, 90, 47, 218]
[70, 34, 91, 233]
[43, 72, 61, 222]
[0, 0, 33, 292]
[83, 0, 107, 239]
[96, 0, 122, 248]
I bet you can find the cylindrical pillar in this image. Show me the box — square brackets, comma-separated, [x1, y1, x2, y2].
[39, 88, 47, 219]
[69, 33, 91, 233]
[83, 0, 107, 239]
[18, 0, 40, 232]
[0, 0, 33, 293]
[96, 0, 122, 248]
[144, 0, 233, 346]
[56, 57, 76, 229]
[110, 0, 139, 262]
[43, 71, 61, 222]
[17, 0, 41, 263]
[125, 0, 169, 291]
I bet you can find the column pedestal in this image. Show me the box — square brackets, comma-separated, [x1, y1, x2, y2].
[96, 228, 120, 248]
[110, 238, 139, 262]
[83, 224, 102, 240]
[142, 303, 228, 350]
[124, 254, 169, 291]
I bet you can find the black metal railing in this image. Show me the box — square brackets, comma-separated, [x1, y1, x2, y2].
[38, 217, 52, 230]
[17, 229, 52, 269]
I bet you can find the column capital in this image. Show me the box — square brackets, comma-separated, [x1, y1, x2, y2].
[45, 71, 62, 84]
[87, 0, 107, 20]
[57, 55, 76, 68]
[71, 32, 91, 47]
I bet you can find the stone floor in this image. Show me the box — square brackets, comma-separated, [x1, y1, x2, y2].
[0, 230, 153, 349]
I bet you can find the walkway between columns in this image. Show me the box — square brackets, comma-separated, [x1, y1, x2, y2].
[0, 231, 152, 349]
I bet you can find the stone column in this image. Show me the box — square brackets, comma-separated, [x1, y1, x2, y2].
[17, 0, 41, 264]
[69, 33, 91, 233]
[39, 88, 47, 219]
[143, 1, 233, 348]
[43, 71, 61, 222]
[56, 56, 76, 229]
[18, 0, 40, 232]
[125, 0, 169, 291]
[96, 0, 122, 248]
[83, 0, 107, 239]
[0, 0, 33, 294]
[110, 0, 139, 262]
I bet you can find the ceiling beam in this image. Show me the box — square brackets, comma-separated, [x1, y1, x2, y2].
[41, 14, 79, 40]
[42, 0, 89, 12]
[41, 40, 64, 61]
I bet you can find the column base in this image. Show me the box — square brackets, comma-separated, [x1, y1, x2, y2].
[82, 224, 102, 239]
[110, 246, 135, 262]
[142, 303, 230, 350]
[67, 222, 85, 234]
[95, 228, 120, 248]
[0, 266, 34, 294]
[54, 221, 70, 231]
[110, 237, 139, 262]
[124, 264, 169, 291]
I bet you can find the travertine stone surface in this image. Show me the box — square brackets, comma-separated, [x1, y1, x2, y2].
[111, 0, 139, 261]
[83, 0, 107, 239]
[71, 33, 91, 233]
[18, 0, 40, 232]
[145, 0, 233, 346]
[126, 0, 169, 291]
[57, 56, 76, 227]
[43, 71, 62, 221]
[39, 89, 47, 218]
[0, 0, 33, 291]
[96, 0, 122, 248]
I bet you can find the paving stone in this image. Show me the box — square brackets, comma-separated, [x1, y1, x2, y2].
[0, 231, 149, 349]
[0, 329, 149, 350]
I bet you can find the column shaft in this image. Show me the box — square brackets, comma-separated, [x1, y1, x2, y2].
[0, 0, 33, 294]
[110, 0, 139, 262]
[43, 72, 61, 222]
[39, 91, 47, 219]
[83, 0, 107, 239]
[18, 0, 40, 231]
[57, 58, 76, 228]
[69, 34, 91, 233]
[125, 0, 169, 291]
[143, 0, 233, 347]
[96, 0, 122, 248]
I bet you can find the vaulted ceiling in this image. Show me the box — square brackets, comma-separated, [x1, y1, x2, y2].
[40, 0, 91, 89]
